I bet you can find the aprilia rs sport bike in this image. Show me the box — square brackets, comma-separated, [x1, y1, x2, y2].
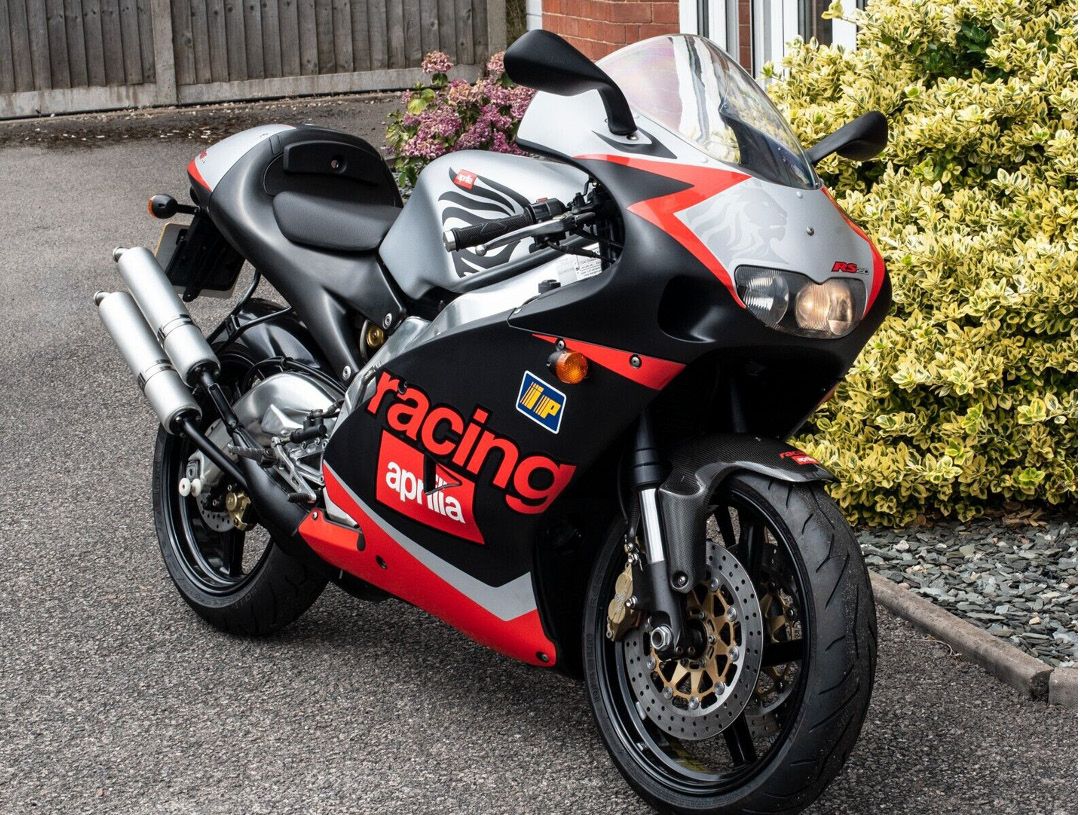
[96, 30, 891, 815]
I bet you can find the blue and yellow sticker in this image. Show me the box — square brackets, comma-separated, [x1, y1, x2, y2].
[516, 371, 566, 434]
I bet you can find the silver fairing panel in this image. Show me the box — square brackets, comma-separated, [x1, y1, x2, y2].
[516, 81, 878, 307]
[378, 151, 589, 300]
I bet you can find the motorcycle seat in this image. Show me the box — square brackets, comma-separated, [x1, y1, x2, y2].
[272, 191, 401, 253]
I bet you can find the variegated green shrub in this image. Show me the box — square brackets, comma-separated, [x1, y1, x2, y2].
[767, 0, 1077, 524]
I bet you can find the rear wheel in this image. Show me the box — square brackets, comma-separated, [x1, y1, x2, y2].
[583, 472, 875, 814]
[151, 347, 327, 635]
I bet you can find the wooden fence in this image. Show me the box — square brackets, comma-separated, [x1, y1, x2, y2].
[0, 0, 502, 117]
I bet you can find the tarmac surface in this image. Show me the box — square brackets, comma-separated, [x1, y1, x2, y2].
[0, 96, 1076, 814]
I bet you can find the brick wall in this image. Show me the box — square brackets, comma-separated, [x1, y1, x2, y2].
[542, 0, 681, 60]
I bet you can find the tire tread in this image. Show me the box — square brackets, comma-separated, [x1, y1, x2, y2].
[582, 472, 877, 815]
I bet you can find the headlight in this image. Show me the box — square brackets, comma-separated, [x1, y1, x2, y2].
[739, 269, 789, 326]
[735, 266, 864, 338]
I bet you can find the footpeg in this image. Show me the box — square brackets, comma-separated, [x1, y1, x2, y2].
[226, 443, 274, 465]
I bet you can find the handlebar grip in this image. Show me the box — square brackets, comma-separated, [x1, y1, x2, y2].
[443, 211, 536, 252]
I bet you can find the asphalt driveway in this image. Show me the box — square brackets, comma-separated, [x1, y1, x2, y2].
[0, 97, 1075, 814]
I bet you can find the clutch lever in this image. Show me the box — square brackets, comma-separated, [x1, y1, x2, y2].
[474, 218, 568, 256]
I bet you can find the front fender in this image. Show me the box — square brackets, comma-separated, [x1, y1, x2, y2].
[657, 434, 834, 593]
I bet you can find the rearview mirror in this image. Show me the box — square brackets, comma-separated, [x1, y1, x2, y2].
[504, 30, 637, 136]
[805, 111, 888, 165]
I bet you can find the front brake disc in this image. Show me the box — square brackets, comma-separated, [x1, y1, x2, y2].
[623, 542, 764, 741]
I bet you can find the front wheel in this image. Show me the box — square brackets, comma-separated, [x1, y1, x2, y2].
[583, 473, 876, 815]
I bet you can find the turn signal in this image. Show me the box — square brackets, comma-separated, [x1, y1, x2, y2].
[552, 350, 589, 384]
[148, 194, 179, 219]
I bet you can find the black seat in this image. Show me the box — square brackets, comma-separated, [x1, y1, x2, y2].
[272, 191, 400, 253]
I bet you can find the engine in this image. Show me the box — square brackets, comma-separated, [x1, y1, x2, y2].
[182, 372, 340, 531]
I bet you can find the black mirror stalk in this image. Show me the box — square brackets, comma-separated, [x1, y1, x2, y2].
[806, 111, 888, 165]
[505, 30, 637, 136]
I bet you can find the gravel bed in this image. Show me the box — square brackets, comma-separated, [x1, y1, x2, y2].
[859, 516, 1078, 668]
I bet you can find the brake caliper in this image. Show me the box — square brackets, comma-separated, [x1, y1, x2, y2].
[606, 559, 641, 641]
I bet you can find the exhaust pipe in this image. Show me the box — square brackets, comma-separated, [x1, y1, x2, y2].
[100, 250, 312, 549]
[114, 246, 219, 385]
[95, 291, 201, 432]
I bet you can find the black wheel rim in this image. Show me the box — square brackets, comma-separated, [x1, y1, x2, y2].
[596, 484, 813, 798]
[159, 352, 272, 596]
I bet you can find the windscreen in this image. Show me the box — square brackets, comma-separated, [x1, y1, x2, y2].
[600, 35, 817, 189]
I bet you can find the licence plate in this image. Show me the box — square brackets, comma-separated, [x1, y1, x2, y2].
[154, 221, 189, 270]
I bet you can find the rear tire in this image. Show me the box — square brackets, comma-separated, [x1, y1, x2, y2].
[151, 346, 328, 636]
[583, 472, 876, 814]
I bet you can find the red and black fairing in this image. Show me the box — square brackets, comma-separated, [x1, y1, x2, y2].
[509, 154, 890, 437]
[309, 146, 889, 672]
[315, 313, 686, 667]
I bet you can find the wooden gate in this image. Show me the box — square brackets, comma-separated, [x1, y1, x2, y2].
[0, 0, 502, 118]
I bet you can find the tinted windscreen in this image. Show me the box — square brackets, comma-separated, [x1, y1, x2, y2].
[601, 35, 817, 189]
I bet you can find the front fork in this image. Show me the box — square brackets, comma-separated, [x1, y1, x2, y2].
[629, 412, 700, 662]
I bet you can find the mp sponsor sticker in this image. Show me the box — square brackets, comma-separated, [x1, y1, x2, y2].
[376, 432, 484, 543]
[516, 371, 566, 434]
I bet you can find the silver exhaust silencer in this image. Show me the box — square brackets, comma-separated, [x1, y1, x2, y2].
[114, 246, 219, 384]
[96, 291, 201, 432]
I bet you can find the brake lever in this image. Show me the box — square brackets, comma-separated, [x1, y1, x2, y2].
[474, 219, 568, 256]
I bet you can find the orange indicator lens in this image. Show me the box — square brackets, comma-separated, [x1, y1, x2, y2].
[552, 351, 589, 384]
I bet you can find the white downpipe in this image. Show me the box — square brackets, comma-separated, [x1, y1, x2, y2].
[833, 0, 859, 49]
[526, 0, 543, 31]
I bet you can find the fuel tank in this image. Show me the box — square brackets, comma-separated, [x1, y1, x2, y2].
[379, 151, 590, 299]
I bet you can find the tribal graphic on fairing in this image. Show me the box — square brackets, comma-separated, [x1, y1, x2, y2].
[439, 166, 530, 276]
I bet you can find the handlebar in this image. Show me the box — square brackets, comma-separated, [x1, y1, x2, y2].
[443, 199, 568, 252]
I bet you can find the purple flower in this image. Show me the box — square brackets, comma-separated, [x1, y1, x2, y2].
[485, 51, 505, 78]
[446, 79, 474, 105]
[388, 48, 532, 175]
[421, 51, 454, 74]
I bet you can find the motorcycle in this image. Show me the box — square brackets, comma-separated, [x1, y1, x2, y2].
[96, 29, 891, 814]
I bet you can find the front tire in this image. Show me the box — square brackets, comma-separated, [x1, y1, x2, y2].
[583, 472, 876, 814]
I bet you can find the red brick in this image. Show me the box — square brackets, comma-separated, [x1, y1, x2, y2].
[588, 19, 624, 41]
[588, 0, 615, 20]
[638, 21, 678, 37]
[651, 1, 678, 24]
[624, 23, 640, 41]
[610, 1, 653, 23]
[738, 0, 751, 26]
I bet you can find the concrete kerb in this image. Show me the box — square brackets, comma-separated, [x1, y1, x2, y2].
[870, 573, 1075, 708]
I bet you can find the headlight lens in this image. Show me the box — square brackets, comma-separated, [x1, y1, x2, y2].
[735, 266, 864, 338]
[795, 279, 857, 335]
[739, 269, 790, 326]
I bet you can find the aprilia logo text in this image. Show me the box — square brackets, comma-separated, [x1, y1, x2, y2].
[779, 450, 819, 466]
[453, 170, 477, 190]
[376, 431, 483, 543]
